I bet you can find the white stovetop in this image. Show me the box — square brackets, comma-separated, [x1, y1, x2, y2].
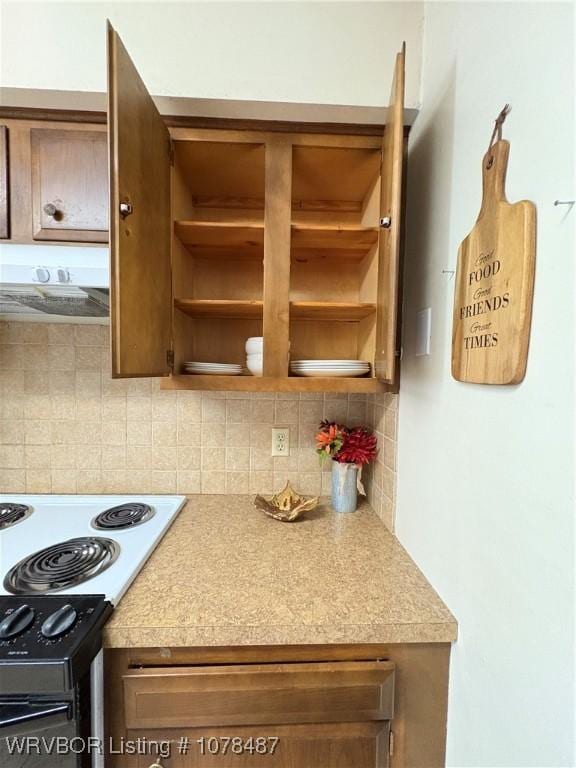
[0, 494, 186, 604]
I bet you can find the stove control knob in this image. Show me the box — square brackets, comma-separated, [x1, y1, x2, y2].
[41, 604, 78, 639]
[34, 267, 51, 283]
[0, 604, 35, 639]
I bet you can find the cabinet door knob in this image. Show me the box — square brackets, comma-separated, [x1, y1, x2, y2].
[119, 201, 133, 218]
[43, 203, 59, 217]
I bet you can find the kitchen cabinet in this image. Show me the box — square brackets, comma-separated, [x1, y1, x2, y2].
[30, 127, 108, 242]
[113, 658, 395, 767]
[0, 126, 8, 238]
[0, 26, 407, 394]
[105, 644, 450, 768]
[107, 24, 407, 393]
[0, 118, 108, 244]
[103, 499, 454, 767]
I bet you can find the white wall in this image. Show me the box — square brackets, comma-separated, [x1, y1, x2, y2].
[0, 1, 423, 108]
[397, 2, 575, 766]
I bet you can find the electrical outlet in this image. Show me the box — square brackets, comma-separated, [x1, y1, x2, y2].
[271, 427, 290, 457]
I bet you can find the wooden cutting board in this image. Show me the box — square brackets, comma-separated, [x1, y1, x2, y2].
[452, 139, 536, 384]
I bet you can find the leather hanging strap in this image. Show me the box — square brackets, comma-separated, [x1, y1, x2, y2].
[486, 104, 511, 167]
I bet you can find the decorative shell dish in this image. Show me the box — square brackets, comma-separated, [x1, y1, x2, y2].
[254, 482, 319, 522]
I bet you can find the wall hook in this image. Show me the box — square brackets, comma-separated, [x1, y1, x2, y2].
[554, 200, 575, 206]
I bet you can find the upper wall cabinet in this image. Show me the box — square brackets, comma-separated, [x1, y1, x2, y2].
[0, 120, 108, 244]
[0, 25, 406, 393]
[31, 128, 108, 242]
[107, 24, 407, 392]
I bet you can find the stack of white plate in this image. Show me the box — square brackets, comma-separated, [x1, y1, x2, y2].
[183, 361, 243, 376]
[290, 360, 371, 378]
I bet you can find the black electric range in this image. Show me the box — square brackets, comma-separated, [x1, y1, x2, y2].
[0, 595, 112, 767]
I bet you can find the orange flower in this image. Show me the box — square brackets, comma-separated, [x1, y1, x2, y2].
[315, 423, 345, 462]
[316, 424, 339, 448]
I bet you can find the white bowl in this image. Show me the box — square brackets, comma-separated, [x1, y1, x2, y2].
[246, 353, 263, 362]
[245, 337, 264, 354]
[246, 358, 263, 376]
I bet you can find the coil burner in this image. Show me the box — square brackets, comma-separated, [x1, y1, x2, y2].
[91, 503, 155, 531]
[0, 503, 32, 531]
[4, 537, 120, 595]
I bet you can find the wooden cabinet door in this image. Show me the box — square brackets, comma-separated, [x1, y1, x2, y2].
[107, 21, 173, 378]
[130, 722, 391, 767]
[375, 45, 405, 386]
[30, 127, 108, 242]
[0, 126, 8, 238]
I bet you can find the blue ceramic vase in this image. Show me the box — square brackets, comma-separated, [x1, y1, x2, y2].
[331, 461, 358, 513]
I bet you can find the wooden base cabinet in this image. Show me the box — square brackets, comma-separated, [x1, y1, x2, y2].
[119, 662, 394, 768]
[107, 23, 407, 393]
[104, 644, 450, 768]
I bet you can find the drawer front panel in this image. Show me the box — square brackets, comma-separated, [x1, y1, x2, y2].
[124, 661, 394, 729]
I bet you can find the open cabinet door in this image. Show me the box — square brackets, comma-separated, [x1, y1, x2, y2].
[375, 44, 405, 386]
[107, 22, 173, 377]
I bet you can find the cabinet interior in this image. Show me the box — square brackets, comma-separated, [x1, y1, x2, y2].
[289, 145, 381, 374]
[170, 137, 384, 381]
[172, 141, 265, 368]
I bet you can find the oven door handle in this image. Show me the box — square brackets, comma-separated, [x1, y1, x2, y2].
[0, 702, 71, 733]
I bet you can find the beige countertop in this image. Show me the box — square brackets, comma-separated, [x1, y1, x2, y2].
[103, 495, 457, 648]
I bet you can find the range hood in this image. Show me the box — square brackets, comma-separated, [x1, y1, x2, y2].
[0, 244, 109, 322]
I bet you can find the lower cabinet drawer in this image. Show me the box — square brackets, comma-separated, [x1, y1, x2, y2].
[130, 721, 391, 768]
[123, 661, 395, 729]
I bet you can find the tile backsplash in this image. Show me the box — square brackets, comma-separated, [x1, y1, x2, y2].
[0, 322, 397, 528]
[364, 392, 398, 531]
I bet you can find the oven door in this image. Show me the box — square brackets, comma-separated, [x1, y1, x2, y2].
[0, 700, 79, 767]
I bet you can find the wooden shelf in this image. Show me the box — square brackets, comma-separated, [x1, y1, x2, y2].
[162, 375, 387, 394]
[175, 221, 264, 249]
[175, 300, 374, 322]
[291, 224, 379, 258]
[175, 299, 263, 319]
[175, 222, 377, 255]
[290, 301, 376, 321]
